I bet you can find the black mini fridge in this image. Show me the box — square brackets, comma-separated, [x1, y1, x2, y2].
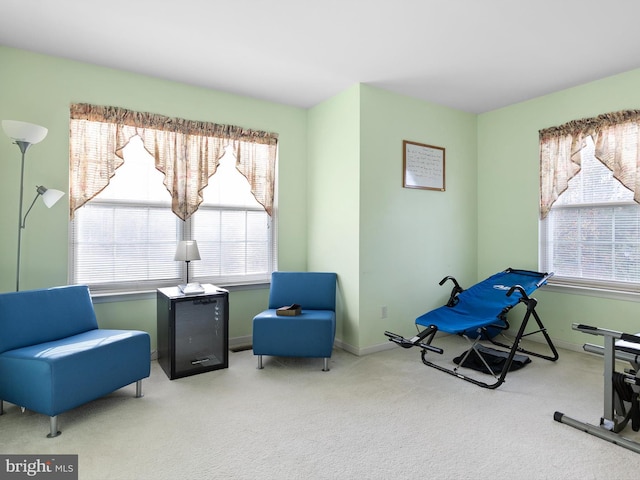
[157, 284, 229, 379]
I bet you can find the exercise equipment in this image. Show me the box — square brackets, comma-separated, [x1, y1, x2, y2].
[554, 323, 640, 454]
[385, 268, 559, 389]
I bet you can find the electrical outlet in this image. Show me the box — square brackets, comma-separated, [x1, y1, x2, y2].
[381, 305, 388, 319]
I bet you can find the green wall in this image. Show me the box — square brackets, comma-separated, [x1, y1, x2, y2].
[3, 44, 639, 355]
[0, 46, 308, 350]
[307, 85, 362, 348]
[358, 86, 478, 351]
[478, 68, 640, 349]
[307, 84, 478, 353]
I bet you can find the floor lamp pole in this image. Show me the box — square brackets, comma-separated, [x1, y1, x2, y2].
[15, 140, 30, 292]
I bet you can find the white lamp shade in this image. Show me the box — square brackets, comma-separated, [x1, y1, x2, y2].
[174, 240, 201, 261]
[40, 188, 65, 208]
[2, 120, 48, 144]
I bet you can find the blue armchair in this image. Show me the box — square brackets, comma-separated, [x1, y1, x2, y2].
[252, 272, 337, 371]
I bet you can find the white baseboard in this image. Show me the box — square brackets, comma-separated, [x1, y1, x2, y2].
[334, 338, 396, 356]
[229, 335, 253, 349]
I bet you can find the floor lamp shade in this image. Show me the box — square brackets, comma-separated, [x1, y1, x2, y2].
[2, 120, 48, 144]
[39, 186, 65, 208]
[20, 186, 66, 229]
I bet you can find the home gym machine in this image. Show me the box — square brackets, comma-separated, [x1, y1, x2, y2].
[554, 323, 640, 454]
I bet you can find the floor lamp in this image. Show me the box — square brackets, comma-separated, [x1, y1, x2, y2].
[3, 120, 65, 291]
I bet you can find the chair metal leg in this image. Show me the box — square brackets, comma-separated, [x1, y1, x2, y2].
[323, 358, 330, 372]
[44, 381, 143, 438]
[257, 355, 263, 369]
[47, 416, 61, 438]
[0, 399, 3, 415]
[135, 380, 143, 398]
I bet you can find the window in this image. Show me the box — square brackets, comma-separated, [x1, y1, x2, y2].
[540, 136, 640, 290]
[190, 145, 275, 285]
[539, 110, 640, 294]
[69, 105, 277, 294]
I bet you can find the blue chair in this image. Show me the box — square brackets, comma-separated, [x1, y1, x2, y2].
[252, 272, 337, 371]
[0, 285, 150, 437]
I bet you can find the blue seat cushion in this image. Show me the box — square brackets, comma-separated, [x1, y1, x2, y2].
[0, 329, 150, 417]
[253, 310, 335, 358]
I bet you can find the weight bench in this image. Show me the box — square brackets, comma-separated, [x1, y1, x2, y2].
[554, 323, 640, 454]
[385, 268, 559, 389]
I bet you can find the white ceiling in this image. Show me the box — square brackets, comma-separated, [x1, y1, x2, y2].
[1, 0, 639, 113]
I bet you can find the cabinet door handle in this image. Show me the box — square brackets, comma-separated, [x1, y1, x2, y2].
[191, 357, 211, 365]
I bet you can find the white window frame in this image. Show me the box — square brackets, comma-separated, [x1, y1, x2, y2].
[69, 136, 277, 296]
[539, 136, 640, 301]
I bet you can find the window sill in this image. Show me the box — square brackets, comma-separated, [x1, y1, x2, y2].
[542, 280, 640, 303]
[91, 281, 270, 304]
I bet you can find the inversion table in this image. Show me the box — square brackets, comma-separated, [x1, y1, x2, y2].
[554, 323, 640, 454]
[385, 268, 559, 389]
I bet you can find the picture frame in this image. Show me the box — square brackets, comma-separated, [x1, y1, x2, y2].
[402, 140, 445, 191]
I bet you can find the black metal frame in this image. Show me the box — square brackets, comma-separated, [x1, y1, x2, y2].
[385, 271, 559, 389]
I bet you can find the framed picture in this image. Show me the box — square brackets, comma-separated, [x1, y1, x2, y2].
[402, 140, 445, 191]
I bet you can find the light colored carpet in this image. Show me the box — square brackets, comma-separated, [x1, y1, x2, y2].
[2, 335, 640, 479]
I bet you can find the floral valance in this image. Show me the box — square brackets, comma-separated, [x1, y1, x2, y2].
[539, 110, 640, 219]
[69, 103, 278, 220]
